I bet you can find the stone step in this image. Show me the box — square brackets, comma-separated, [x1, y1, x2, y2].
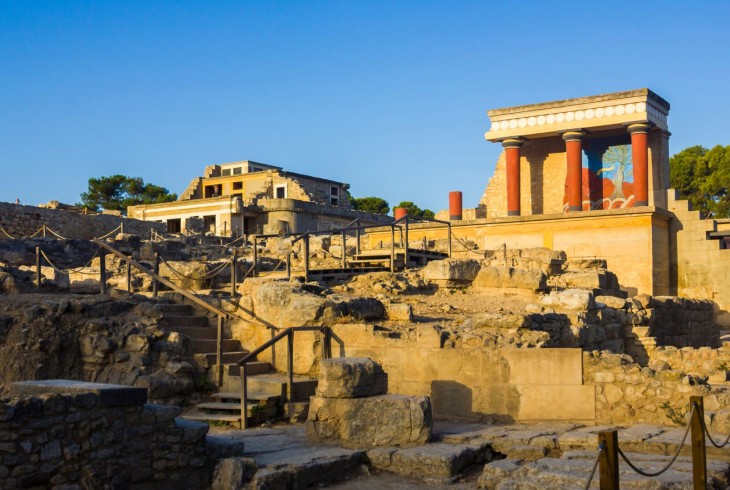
[183, 406, 276, 425]
[223, 372, 318, 401]
[175, 326, 218, 340]
[190, 339, 243, 354]
[160, 315, 210, 328]
[156, 303, 195, 315]
[226, 362, 272, 376]
[197, 401, 277, 412]
[212, 392, 280, 404]
[199, 352, 250, 365]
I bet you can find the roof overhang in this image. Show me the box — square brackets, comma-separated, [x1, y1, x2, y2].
[484, 88, 670, 142]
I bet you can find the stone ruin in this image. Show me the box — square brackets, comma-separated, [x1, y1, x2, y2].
[1, 226, 730, 487]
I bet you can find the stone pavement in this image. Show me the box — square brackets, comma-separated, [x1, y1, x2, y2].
[208, 421, 730, 489]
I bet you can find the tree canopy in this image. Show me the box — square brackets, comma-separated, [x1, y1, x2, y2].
[79, 175, 177, 213]
[670, 145, 730, 218]
[395, 201, 435, 220]
[349, 195, 390, 215]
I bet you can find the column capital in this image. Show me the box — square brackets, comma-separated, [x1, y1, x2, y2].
[627, 123, 652, 135]
[501, 138, 524, 149]
[561, 130, 587, 143]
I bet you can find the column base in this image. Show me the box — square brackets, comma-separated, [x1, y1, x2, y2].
[449, 215, 462, 220]
[507, 210, 520, 216]
[634, 200, 648, 206]
[568, 206, 582, 212]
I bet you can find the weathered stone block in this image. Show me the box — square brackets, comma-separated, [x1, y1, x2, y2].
[421, 258, 481, 287]
[472, 266, 546, 291]
[306, 394, 432, 446]
[316, 357, 388, 398]
[541, 289, 594, 311]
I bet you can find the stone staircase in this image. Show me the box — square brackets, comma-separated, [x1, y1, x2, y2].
[156, 303, 317, 426]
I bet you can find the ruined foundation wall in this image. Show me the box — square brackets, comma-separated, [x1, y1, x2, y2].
[0, 202, 165, 240]
[0, 392, 208, 489]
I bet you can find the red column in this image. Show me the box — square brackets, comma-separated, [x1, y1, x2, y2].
[394, 207, 407, 220]
[629, 123, 651, 206]
[562, 130, 586, 212]
[449, 191, 463, 220]
[502, 138, 524, 216]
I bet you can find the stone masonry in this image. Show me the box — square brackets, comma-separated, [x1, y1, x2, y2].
[0, 380, 209, 489]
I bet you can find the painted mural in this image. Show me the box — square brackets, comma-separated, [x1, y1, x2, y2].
[563, 134, 635, 211]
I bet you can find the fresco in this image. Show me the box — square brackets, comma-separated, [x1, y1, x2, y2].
[563, 134, 635, 211]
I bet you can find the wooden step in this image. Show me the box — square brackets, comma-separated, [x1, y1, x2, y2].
[160, 315, 209, 328]
[190, 339, 242, 354]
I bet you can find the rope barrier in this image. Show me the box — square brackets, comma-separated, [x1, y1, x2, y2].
[95, 224, 122, 240]
[583, 442, 605, 490]
[28, 226, 45, 238]
[43, 226, 67, 240]
[255, 257, 287, 277]
[449, 230, 505, 259]
[0, 227, 15, 239]
[617, 404, 695, 477]
[159, 256, 232, 281]
[39, 248, 101, 275]
[701, 412, 730, 448]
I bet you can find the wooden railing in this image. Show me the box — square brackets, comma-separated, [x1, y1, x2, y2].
[93, 239, 235, 386]
[237, 326, 331, 429]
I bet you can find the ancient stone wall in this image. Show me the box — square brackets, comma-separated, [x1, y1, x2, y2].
[0, 390, 209, 489]
[0, 202, 165, 240]
[583, 351, 726, 425]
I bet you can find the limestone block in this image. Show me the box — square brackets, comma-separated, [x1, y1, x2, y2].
[242, 279, 327, 327]
[595, 295, 627, 309]
[478, 459, 521, 489]
[386, 303, 413, 321]
[316, 357, 388, 398]
[541, 289, 594, 311]
[421, 258, 481, 287]
[211, 458, 257, 490]
[472, 266, 546, 291]
[306, 394, 432, 446]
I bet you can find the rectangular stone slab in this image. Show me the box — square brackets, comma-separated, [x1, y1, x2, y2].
[8, 379, 147, 406]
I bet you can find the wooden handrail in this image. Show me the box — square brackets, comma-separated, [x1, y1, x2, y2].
[238, 326, 330, 429]
[93, 239, 229, 318]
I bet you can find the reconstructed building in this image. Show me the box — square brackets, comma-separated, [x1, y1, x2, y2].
[374, 89, 730, 324]
[128, 160, 391, 235]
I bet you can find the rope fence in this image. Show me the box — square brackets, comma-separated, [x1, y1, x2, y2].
[39, 248, 101, 275]
[590, 396, 722, 489]
[582, 442, 605, 490]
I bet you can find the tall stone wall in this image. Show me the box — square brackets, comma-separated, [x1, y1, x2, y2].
[668, 190, 730, 325]
[0, 386, 209, 489]
[0, 202, 165, 240]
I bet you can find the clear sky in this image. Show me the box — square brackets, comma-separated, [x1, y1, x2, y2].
[1, 1, 729, 214]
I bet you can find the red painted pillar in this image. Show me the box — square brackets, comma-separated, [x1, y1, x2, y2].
[449, 191, 463, 220]
[562, 130, 586, 212]
[629, 123, 651, 206]
[394, 207, 407, 220]
[502, 138, 524, 216]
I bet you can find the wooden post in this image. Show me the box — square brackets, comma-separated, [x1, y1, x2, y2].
[35, 246, 41, 289]
[404, 217, 409, 269]
[42, 225, 46, 238]
[390, 225, 395, 273]
[216, 316, 224, 387]
[252, 236, 258, 278]
[690, 396, 707, 490]
[99, 249, 107, 294]
[355, 224, 361, 255]
[153, 253, 160, 297]
[286, 329, 294, 403]
[126, 256, 132, 292]
[240, 363, 248, 430]
[341, 230, 347, 269]
[304, 235, 310, 282]
[120, 222, 124, 235]
[286, 253, 291, 279]
[598, 430, 619, 490]
[447, 223, 452, 258]
[230, 251, 237, 297]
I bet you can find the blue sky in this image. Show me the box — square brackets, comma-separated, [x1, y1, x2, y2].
[1, 1, 728, 213]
